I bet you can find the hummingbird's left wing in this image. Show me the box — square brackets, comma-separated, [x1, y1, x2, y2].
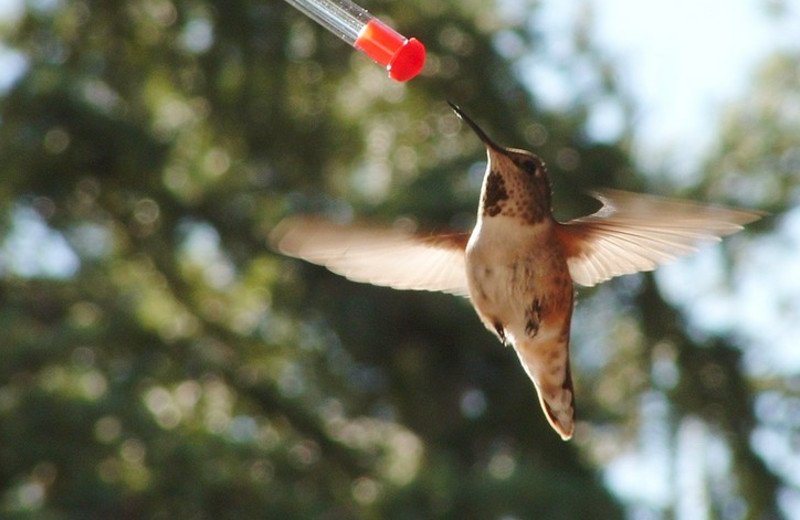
[555, 189, 762, 287]
[270, 216, 471, 296]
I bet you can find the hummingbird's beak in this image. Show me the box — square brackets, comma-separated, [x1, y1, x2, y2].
[448, 101, 505, 152]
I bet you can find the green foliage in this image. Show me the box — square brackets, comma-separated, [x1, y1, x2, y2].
[0, 1, 792, 519]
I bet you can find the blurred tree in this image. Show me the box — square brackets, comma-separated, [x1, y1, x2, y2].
[0, 1, 626, 518]
[0, 0, 792, 519]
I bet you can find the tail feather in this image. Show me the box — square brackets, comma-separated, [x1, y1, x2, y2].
[536, 361, 575, 440]
[514, 330, 575, 440]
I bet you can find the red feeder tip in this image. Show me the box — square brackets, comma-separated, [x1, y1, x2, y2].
[355, 19, 426, 82]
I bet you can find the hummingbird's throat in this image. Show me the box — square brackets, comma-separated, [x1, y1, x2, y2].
[482, 171, 509, 217]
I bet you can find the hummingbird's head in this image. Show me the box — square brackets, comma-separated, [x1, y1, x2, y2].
[449, 102, 552, 222]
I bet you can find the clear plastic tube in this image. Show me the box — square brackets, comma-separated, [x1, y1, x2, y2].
[283, 0, 426, 82]
[284, 0, 369, 44]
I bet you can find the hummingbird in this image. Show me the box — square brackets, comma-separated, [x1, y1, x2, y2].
[270, 103, 761, 440]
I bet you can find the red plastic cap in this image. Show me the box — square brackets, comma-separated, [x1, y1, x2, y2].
[388, 38, 425, 82]
[354, 19, 426, 82]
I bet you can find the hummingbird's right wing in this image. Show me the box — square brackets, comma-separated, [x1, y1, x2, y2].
[270, 216, 471, 296]
[555, 189, 762, 287]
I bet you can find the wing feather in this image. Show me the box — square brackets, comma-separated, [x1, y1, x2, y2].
[270, 216, 470, 296]
[556, 189, 762, 287]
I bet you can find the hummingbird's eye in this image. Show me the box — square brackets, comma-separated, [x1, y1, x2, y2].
[516, 157, 542, 176]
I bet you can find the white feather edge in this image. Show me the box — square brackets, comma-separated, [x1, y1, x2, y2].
[559, 189, 763, 287]
[269, 216, 471, 296]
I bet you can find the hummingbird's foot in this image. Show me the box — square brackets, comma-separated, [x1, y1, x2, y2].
[524, 298, 542, 338]
[493, 320, 507, 345]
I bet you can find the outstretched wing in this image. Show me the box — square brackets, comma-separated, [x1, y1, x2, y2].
[270, 216, 471, 296]
[555, 189, 762, 287]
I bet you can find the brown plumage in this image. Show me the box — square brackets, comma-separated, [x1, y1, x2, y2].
[270, 103, 762, 440]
